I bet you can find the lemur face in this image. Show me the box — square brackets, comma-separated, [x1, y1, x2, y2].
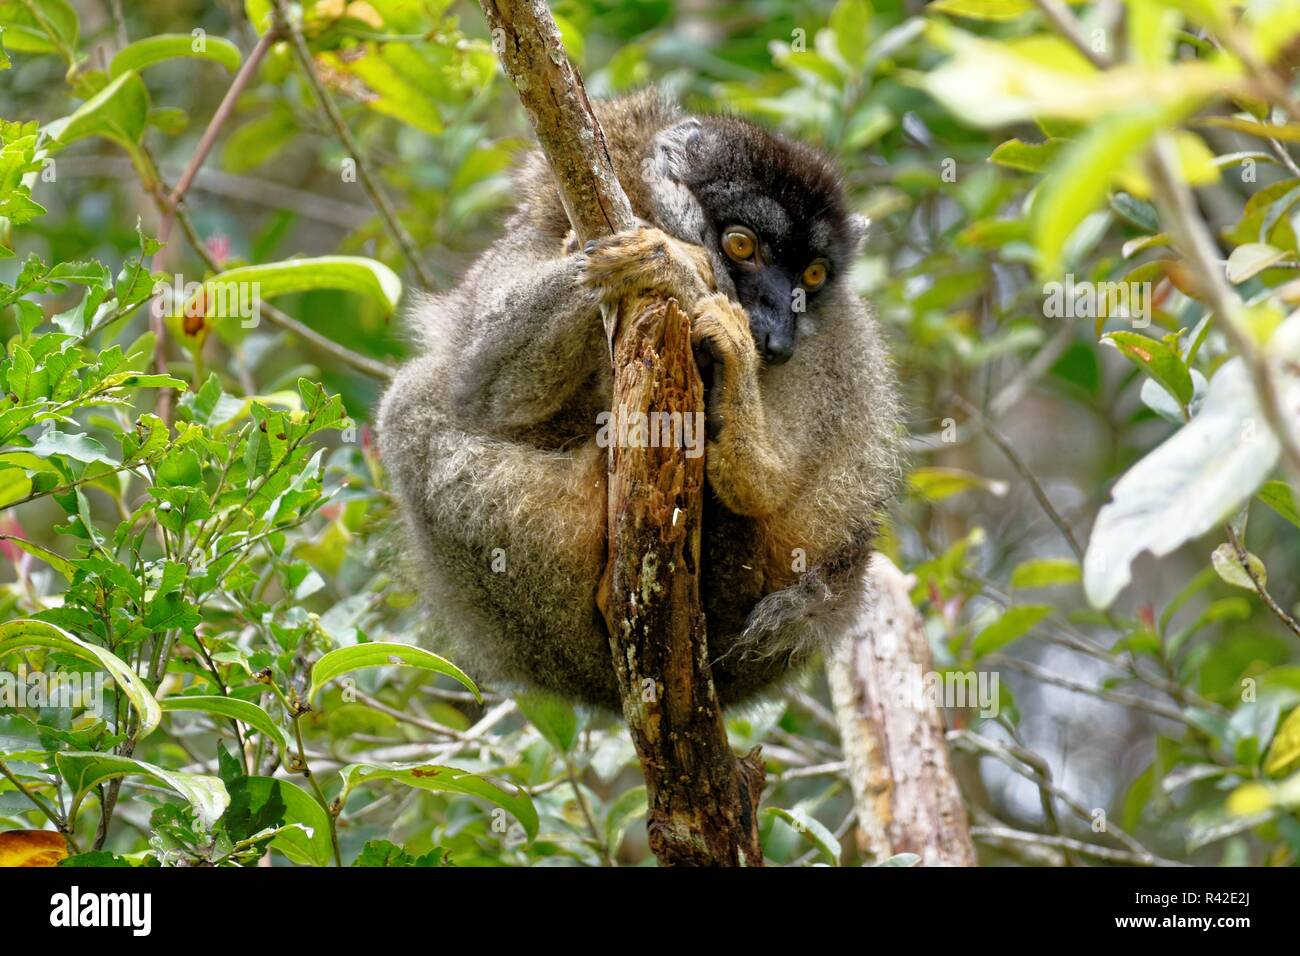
[677, 116, 858, 365]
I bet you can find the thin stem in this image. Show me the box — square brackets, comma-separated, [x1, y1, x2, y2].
[973, 825, 1178, 866]
[290, 712, 344, 867]
[147, 27, 280, 422]
[950, 730, 1177, 865]
[1145, 137, 1300, 484]
[562, 752, 613, 866]
[953, 394, 1084, 562]
[270, 0, 436, 291]
[986, 653, 1188, 724]
[1225, 525, 1300, 640]
[0, 756, 78, 852]
[172, 206, 394, 380]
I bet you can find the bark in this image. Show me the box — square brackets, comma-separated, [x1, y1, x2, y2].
[479, 0, 764, 866]
[827, 554, 977, 866]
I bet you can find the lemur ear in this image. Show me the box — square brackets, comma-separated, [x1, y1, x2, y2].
[649, 118, 704, 182]
[646, 118, 710, 247]
[846, 213, 871, 252]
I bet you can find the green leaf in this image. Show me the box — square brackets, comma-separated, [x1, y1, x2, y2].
[765, 807, 841, 864]
[1033, 108, 1163, 277]
[1226, 242, 1292, 283]
[55, 752, 228, 829]
[1210, 543, 1266, 592]
[319, 45, 445, 135]
[972, 604, 1053, 656]
[604, 785, 647, 852]
[42, 71, 155, 188]
[109, 33, 242, 79]
[1009, 557, 1081, 589]
[245, 0, 273, 33]
[829, 0, 871, 69]
[1105, 331, 1194, 408]
[351, 839, 450, 867]
[929, 0, 1032, 21]
[59, 850, 132, 867]
[0, 0, 77, 58]
[988, 137, 1061, 173]
[909, 467, 1007, 501]
[161, 695, 289, 757]
[27, 429, 116, 465]
[0, 467, 32, 508]
[1084, 357, 1295, 609]
[308, 641, 480, 703]
[1257, 480, 1300, 529]
[516, 691, 581, 752]
[45, 70, 149, 151]
[339, 763, 538, 843]
[191, 257, 403, 316]
[230, 776, 333, 866]
[1265, 707, 1300, 776]
[0, 533, 73, 578]
[0, 620, 160, 737]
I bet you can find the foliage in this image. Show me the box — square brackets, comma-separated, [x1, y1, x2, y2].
[0, 0, 1298, 866]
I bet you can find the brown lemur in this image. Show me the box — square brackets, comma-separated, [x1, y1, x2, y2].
[378, 89, 903, 711]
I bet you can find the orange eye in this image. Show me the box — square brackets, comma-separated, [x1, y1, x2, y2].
[802, 260, 828, 289]
[722, 226, 757, 263]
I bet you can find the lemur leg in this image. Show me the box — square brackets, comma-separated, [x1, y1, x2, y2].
[690, 293, 877, 678]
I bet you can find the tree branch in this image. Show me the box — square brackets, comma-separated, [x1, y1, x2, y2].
[479, 0, 763, 866]
[827, 554, 977, 865]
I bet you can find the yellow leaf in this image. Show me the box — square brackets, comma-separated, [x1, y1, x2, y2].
[1265, 706, 1300, 776]
[345, 2, 384, 28]
[0, 830, 68, 867]
[1225, 782, 1274, 815]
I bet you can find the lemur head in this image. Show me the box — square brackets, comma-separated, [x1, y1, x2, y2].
[649, 113, 867, 365]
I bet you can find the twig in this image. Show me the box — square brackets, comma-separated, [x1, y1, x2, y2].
[1225, 525, 1300, 640]
[949, 729, 1178, 865]
[1030, 0, 1300, 483]
[953, 394, 1084, 561]
[106, 0, 128, 49]
[562, 752, 614, 866]
[0, 756, 77, 852]
[1032, 0, 1111, 68]
[973, 825, 1180, 866]
[986, 653, 1188, 724]
[171, 206, 395, 380]
[353, 688, 466, 738]
[270, 0, 436, 291]
[1145, 137, 1300, 483]
[147, 27, 279, 423]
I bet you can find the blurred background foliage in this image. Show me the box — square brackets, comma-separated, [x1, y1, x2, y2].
[1, 0, 1300, 866]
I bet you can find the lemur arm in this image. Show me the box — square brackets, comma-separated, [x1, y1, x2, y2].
[446, 225, 604, 432]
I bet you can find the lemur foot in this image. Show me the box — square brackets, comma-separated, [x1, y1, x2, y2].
[580, 227, 715, 309]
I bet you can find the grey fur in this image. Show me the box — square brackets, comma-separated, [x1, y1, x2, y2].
[378, 89, 903, 711]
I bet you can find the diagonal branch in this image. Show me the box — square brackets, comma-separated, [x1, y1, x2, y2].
[478, 0, 764, 866]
